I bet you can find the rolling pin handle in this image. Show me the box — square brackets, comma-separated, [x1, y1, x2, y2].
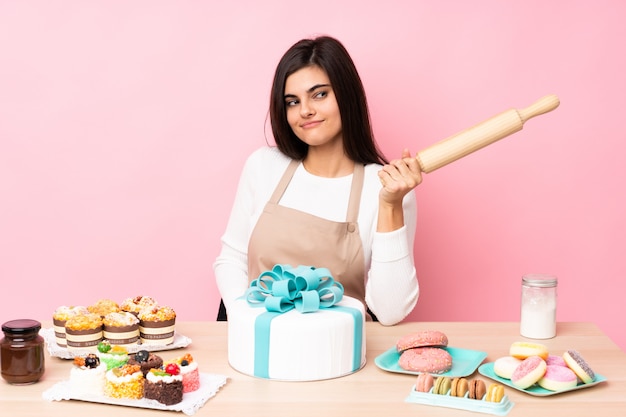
[517, 94, 560, 123]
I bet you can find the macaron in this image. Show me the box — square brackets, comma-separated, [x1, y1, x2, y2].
[485, 383, 505, 402]
[433, 376, 452, 395]
[468, 378, 487, 400]
[511, 355, 547, 389]
[563, 350, 595, 384]
[538, 365, 578, 391]
[414, 373, 434, 393]
[450, 377, 469, 397]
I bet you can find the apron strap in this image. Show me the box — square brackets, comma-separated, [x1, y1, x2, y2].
[269, 160, 299, 204]
[346, 163, 364, 223]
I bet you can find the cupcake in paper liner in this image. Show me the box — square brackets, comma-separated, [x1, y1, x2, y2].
[120, 295, 158, 317]
[65, 313, 103, 351]
[88, 298, 120, 317]
[102, 311, 140, 347]
[52, 305, 89, 347]
[138, 305, 176, 345]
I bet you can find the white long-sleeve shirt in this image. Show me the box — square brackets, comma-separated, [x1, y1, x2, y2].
[213, 146, 419, 325]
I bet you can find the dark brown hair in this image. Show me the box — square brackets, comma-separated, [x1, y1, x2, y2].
[269, 36, 388, 165]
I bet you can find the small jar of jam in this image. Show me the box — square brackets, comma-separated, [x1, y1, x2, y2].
[1, 319, 45, 384]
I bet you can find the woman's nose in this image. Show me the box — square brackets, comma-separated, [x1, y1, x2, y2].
[299, 100, 315, 117]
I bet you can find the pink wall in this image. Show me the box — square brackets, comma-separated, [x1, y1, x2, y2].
[1, 1, 625, 350]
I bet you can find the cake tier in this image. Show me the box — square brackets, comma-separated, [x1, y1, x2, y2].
[103, 324, 139, 346]
[228, 295, 365, 381]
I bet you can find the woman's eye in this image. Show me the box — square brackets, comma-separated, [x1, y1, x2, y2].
[314, 91, 327, 99]
[285, 99, 299, 107]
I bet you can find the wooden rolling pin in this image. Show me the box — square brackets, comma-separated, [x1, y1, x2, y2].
[415, 94, 560, 173]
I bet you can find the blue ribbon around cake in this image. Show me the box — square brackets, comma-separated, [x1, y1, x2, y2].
[244, 264, 363, 379]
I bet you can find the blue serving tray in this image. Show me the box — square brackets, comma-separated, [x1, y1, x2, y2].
[375, 346, 487, 377]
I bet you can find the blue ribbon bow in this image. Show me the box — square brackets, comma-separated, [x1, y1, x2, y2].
[244, 264, 344, 313]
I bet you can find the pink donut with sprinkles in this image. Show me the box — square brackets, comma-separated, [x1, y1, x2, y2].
[399, 347, 453, 374]
[538, 365, 577, 391]
[396, 330, 448, 352]
[511, 355, 547, 389]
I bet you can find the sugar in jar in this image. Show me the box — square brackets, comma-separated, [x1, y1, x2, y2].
[520, 274, 558, 339]
[1, 319, 45, 384]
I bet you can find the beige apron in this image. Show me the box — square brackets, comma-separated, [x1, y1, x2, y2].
[248, 160, 367, 312]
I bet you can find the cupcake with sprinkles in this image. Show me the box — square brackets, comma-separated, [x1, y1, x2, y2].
[166, 353, 200, 393]
[138, 305, 176, 345]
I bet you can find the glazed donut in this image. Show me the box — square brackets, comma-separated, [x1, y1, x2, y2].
[538, 365, 578, 391]
[493, 356, 522, 379]
[396, 330, 448, 352]
[511, 355, 547, 389]
[509, 341, 549, 360]
[563, 350, 596, 384]
[414, 373, 434, 393]
[398, 347, 453, 374]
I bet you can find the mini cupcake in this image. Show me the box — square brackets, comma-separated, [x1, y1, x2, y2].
[127, 349, 164, 376]
[138, 305, 176, 345]
[88, 298, 120, 317]
[69, 353, 107, 396]
[97, 341, 130, 370]
[102, 311, 140, 347]
[144, 364, 184, 405]
[65, 313, 103, 351]
[120, 295, 158, 316]
[166, 353, 200, 393]
[52, 305, 89, 347]
[104, 364, 144, 399]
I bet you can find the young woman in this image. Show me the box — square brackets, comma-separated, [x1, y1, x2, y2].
[213, 36, 422, 325]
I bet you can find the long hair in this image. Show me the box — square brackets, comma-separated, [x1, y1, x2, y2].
[269, 36, 388, 165]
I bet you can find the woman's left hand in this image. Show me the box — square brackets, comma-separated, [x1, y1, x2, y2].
[378, 148, 422, 205]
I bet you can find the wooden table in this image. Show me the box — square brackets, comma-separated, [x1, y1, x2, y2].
[2, 322, 625, 416]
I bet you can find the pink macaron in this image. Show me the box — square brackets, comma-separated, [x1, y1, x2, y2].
[538, 365, 578, 391]
[511, 355, 547, 389]
[414, 373, 434, 393]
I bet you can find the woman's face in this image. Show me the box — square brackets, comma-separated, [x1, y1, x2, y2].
[284, 65, 342, 149]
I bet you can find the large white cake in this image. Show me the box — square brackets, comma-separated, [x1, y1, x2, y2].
[227, 265, 366, 381]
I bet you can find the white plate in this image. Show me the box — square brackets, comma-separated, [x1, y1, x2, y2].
[42, 372, 228, 415]
[41, 327, 192, 359]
